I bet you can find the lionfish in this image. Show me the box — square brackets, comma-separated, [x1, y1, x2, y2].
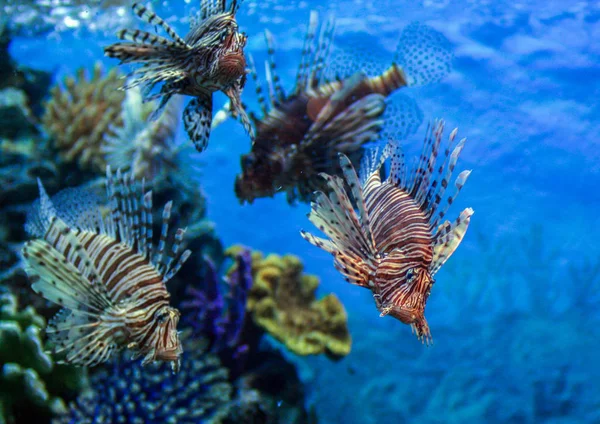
[104, 0, 253, 153]
[234, 12, 450, 204]
[21, 167, 191, 372]
[300, 120, 473, 344]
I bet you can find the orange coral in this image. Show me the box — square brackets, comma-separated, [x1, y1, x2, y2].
[233, 247, 351, 358]
[42, 62, 124, 172]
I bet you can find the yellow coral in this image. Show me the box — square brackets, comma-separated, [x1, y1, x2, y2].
[42, 62, 124, 172]
[230, 246, 351, 358]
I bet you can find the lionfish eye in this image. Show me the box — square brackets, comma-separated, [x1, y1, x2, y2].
[242, 155, 255, 168]
[155, 311, 168, 324]
[406, 268, 416, 284]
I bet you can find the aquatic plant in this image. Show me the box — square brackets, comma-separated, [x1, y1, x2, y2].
[182, 247, 252, 351]
[55, 339, 232, 424]
[245, 249, 351, 358]
[0, 290, 85, 424]
[42, 62, 125, 173]
[102, 88, 183, 181]
[181, 246, 257, 375]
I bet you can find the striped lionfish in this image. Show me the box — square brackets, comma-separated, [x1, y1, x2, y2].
[234, 12, 450, 204]
[21, 168, 191, 372]
[104, 0, 253, 153]
[300, 120, 473, 344]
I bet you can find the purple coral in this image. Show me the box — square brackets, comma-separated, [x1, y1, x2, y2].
[182, 248, 254, 372]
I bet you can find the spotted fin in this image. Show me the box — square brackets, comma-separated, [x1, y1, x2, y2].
[430, 208, 474, 275]
[184, 95, 213, 153]
[394, 21, 453, 87]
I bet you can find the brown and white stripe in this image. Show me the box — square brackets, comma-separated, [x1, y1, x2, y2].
[22, 167, 190, 372]
[301, 120, 474, 344]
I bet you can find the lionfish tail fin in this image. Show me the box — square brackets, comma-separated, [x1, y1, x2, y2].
[47, 309, 119, 367]
[394, 21, 453, 87]
[301, 156, 377, 287]
[430, 207, 474, 275]
[184, 94, 213, 152]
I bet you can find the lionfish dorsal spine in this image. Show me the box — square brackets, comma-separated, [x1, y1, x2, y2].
[116, 29, 175, 49]
[296, 10, 319, 92]
[311, 15, 336, 87]
[131, 3, 190, 48]
[263, 60, 279, 109]
[141, 190, 154, 260]
[247, 53, 269, 115]
[264, 29, 285, 103]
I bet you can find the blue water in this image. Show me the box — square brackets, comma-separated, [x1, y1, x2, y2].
[9, 0, 600, 422]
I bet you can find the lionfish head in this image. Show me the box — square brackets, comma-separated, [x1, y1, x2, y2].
[152, 306, 183, 372]
[375, 265, 434, 345]
[234, 151, 284, 203]
[204, 13, 247, 86]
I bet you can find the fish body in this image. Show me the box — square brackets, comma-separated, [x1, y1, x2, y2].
[234, 12, 450, 204]
[104, 0, 253, 153]
[21, 168, 191, 372]
[301, 120, 473, 344]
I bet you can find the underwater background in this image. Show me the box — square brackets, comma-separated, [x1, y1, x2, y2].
[1, 0, 599, 423]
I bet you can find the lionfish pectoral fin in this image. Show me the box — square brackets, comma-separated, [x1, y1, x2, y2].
[47, 309, 119, 367]
[22, 239, 111, 313]
[184, 94, 213, 153]
[211, 101, 232, 130]
[301, 174, 376, 287]
[225, 87, 255, 141]
[304, 94, 386, 155]
[430, 207, 474, 276]
[141, 349, 157, 366]
[411, 317, 433, 346]
[148, 93, 173, 122]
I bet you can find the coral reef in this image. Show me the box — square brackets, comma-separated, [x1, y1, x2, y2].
[42, 62, 124, 173]
[182, 247, 256, 370]
[102, 89, 182, 181]
[0, 27, 52, 123]
[244, 249, 351, 359]
[0, 290, 86, 424]
[55, 336, 232, 424]
[225, 348, 317, 424]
